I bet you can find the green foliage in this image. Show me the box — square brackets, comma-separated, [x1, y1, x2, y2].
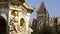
[31, 23, 58, 34]
[39, 25, 57, 34]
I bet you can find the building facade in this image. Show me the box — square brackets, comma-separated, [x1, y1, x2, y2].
[32, 2, 60, 30]
[49, 17, 54, 27]
[53, 17, 60, 31]
[32, 2, 49, 29]
[0, 0, 34, 34]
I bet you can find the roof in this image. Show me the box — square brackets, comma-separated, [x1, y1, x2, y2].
[38, 2, 46, 11]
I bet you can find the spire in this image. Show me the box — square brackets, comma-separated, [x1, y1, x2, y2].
[38, 2, 46, 11]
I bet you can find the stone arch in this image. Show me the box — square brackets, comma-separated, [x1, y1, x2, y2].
[20, 18, 26, 27]
[0, 15, 7, 34]
[0, 14, 7, 21]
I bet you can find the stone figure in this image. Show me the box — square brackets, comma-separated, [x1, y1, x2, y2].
[9, 11, 21, 34]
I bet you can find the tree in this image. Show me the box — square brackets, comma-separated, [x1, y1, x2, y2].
[32, 23, 57, 34]
[38, 23, 57, 34]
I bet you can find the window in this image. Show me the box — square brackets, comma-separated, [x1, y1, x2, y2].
[20, 18, 25, 27]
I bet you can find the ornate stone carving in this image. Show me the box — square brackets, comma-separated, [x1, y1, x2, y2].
[9, 11, 21, 34]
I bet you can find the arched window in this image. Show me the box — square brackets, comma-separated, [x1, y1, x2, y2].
[0, 15, 7, 34]
[20, 18, 25, 27]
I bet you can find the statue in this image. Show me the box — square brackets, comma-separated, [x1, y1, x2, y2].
[9, 11, 21, 34]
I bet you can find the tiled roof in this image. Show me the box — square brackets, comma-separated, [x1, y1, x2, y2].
[38, 2, 46, 11]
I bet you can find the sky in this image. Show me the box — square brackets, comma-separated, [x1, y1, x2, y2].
[26, 0, 60, 22]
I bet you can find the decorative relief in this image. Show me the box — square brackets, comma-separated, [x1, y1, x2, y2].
[9, 10, 22, 34]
